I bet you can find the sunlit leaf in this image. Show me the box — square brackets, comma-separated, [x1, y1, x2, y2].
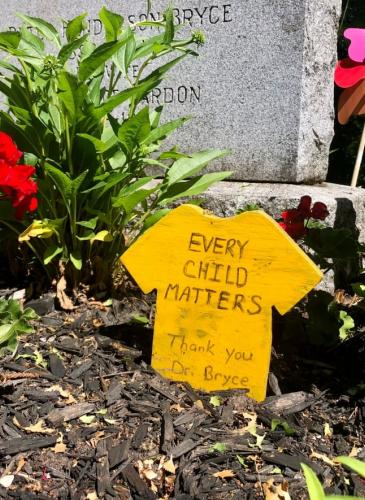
[301, 464, 325, 500]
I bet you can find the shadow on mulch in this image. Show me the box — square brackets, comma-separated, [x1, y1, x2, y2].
[97, 324, 154, 365]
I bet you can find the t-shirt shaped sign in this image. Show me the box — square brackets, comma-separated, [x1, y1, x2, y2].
[121, 205, 322, 401]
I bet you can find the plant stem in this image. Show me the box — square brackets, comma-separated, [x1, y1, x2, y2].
[64, 116, 74, 176]
[339, 0, 350, 32]
[107, 62, 116, 99]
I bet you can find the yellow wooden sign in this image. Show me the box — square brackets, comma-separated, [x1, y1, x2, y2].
[121, 205, 322, 401]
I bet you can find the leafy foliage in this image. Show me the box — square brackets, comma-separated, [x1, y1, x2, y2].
[301, 457, 365, 500]
[306, 291, 355, 346]
[0, 298, 38, 354]
[0, 7, 230, 290]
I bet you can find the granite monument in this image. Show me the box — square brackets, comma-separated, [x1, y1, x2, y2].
[1, 0, 341, 182]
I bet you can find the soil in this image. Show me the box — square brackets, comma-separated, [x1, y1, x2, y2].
[0, 289, 364, 500]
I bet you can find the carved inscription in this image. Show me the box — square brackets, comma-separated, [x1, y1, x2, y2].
[6, 3, 233, 110]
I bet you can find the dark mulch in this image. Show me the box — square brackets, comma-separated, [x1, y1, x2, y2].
[0, 291, 364, 499]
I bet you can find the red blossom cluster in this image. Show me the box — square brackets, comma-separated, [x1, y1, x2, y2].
[0, 132, 38, 219]
[279, 195, 329, 240]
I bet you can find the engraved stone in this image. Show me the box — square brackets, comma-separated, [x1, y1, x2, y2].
[0, 0, 341, 182]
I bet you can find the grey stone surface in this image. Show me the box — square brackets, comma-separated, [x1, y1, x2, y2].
[203, 181, 365, 292]
[0, 0, 341, 183]
[204, 181, 365, 237]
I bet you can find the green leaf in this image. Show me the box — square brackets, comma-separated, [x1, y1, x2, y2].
[72, 171, 88, 197]
[79, 415, 95, 424]
[91, 231, 113, 243]
[114, 28, 136, 74]
[70, 251, 83, 270]
[0, 324, 14, 345]
[43, 245, 63, 266]
[90, 81, 154, 120]
[159, 149, 189, 161]
[339, 311, 355, 340]
[16, 13, 61, 48]
[210, 396, 221, 407]
[113, 177, 154, 204]
[80, 38, 95, 61]
[99, 172, 130, 197]
[76, 217, 98, 230]
[301, 464, 325, 500]
[159, 171, 231, 205]
[351, 283, 365, 298]
[45, 163, 72, 204]
[140, 54, 188, 89]
[57, 71, 87, 121]
[142, 116, 190, 145]
[99, 6, 124, 42]
[0, 31, 21, 50]
[210, 443, 227, 454]
[336, 456, 365, 479]
[76, 231, 95, 241]
[133, 33, 165, 61]
[131, 315, 149, 325]
[19, 220, 57, 242]
[19, 26, 44, 56]
[58, 34, 89, 65]
[78, 39, 128, 82]
[65, 13, 87, 42]
[113, 188, 155, 215]
[271, 419, 295, 436]
[163, 7, 175, 44]
[167, 150, 229, 185]
[142, 209, 171, 232]
[76, 134, 108, 153]
[118, 106, 151, 155]
[57, 71, 77, 120]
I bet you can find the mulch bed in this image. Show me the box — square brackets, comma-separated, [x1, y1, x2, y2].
[0, 290, 364, 499]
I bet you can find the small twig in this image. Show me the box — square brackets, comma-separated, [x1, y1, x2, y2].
[97, 370, 135, 379]
[351, 122, 365, 187]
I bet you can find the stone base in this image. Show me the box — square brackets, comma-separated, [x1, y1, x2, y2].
[203, 181, 365, 240]
[202, 182, 365, 293]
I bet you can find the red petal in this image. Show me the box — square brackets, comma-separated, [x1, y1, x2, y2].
[298, 195, 312, 218]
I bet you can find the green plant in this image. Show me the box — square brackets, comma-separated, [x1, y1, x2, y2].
[0, 298, 38, 354]
[301, 457, 365, 500]
[278, 195, 364, 346]
[17, 349, 47, 368]
[0, 6, 229, 292]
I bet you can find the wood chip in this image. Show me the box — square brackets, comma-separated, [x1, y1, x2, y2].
[47, 403, 96, 426]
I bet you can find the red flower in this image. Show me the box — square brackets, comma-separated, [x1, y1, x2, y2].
[297, 195, 312, 218]
[0, 133, 38, 219]
[279, 209, 307, 240]
[279, 196, 329, 240]
[281, 208, 305, 224]
[0, 132, 22, 165]
[311, 202, 329, 220]
[279, 220, 306, 240]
